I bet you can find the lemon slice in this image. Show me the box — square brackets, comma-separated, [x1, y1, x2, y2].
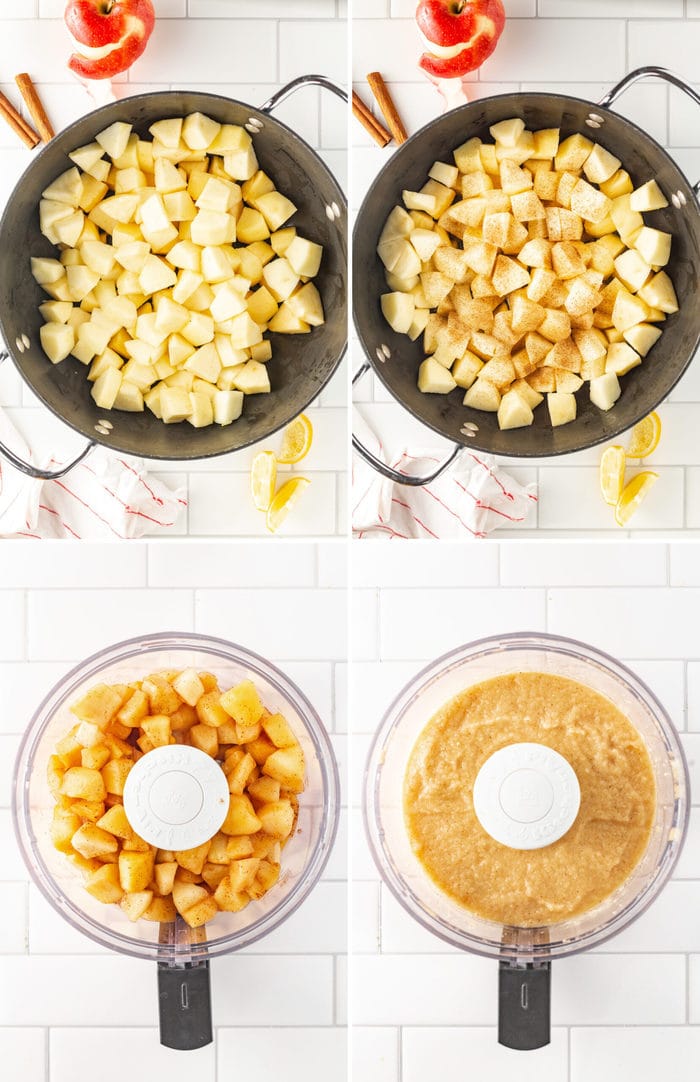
[627, 412, 661, 458]
[266, 477, 311, 533]
[600, 445, 626, 506]
[250, 450, 277, 512]
[277, 414, 313, 465]
[614, 471, 659, 526]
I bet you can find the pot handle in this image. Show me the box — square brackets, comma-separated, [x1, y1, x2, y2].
[498, 960, 551, 1051]
[599, 66, 700, 195]
[0, 351, 96, 480]
[260, 74, 348, 113]
[352, 360, 462, 486]
[158, 959, 213, 1050]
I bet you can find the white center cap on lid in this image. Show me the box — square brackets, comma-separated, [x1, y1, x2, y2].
[123, 745, 229, 851]
[472, 742, 581, 851]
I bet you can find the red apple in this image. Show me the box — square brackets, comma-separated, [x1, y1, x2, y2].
[64, 0, 155, 80]
[416, 0, 505, 80]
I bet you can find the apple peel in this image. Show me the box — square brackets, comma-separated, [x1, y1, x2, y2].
[65, 0, 155, 81]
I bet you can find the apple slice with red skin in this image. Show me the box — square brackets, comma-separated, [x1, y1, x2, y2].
[65, 0, 155, 80]
[416, 0, 505, 79]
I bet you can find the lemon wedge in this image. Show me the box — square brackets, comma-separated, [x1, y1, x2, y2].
[615, 471, 658, 526]
[600, 445, 626, 506]
[627, 412, 661, 458]
[266, 477, 311, 533]
[250, 450, 277, 512]
[277, 414, 313, 465]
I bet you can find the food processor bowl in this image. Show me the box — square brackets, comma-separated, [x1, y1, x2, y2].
[364, 632, 688, 1050]
[14, 632, 340, 1049]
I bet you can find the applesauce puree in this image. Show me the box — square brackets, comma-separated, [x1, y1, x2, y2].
[404, 671, 656, 927]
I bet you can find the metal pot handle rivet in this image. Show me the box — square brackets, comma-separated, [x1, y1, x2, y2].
[0, 349, 96, 480]
[599, 65, 700, 195]
[352, 360, 463, 487]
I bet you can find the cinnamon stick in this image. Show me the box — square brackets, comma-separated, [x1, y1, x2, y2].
[0, 90, 39, 149]
[15, 73, 54, 143]
[352, 89, 391, 149]
[366, 71, 407, 146]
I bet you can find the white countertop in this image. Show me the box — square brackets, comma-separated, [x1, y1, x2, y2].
[351, 1, 700, 538]
[0, 538, 347, 1081]
[350, 538, 700, 1082]
[0, 1, 348, 539]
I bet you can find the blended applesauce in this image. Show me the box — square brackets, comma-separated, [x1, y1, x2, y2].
[404, 671, 656, 927]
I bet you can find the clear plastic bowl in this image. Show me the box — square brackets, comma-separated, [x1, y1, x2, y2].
[14, 632, 340, 963]
[365, 632, 688, 963]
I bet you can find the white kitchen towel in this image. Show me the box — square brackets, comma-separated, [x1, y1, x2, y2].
[352, 410, 537, 539]
[0, 407, 187, 539]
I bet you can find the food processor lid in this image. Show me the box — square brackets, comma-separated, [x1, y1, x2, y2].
[123, 745, 230, 850]
[472, 742, 581, 851]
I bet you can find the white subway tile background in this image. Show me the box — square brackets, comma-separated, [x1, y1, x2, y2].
[350, 540, 700, 1082]
[0, 539, 347, 1082]
[0, 2, 348, 538]
[351, 2, 700, 537]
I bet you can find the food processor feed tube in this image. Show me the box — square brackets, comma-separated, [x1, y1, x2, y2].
[473, 741, 581, 1050]
[124, 745, 230, 1050]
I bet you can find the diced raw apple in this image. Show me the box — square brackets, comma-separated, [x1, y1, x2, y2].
[236, 207, 269, 244]
[489, 117, 525, 147]
[91, 367, 122, 408]
[210, 281, 247, 322]
[154, 296, 190, 335]
[233, 360, 270, 394]
[250, 191, 296, 232]
[39, 300, 73, 323]
[54, 210, 85, 247]
[429, 160, 459, 188]
[95, 121, 133, 161]
[547, 391, 577, 427]
[613, 248, 651, 292]
[285, 235, 323, 277]
[223, 146, 259, 181]
[623, 322, 663, 356]
[81, 240, 116, 278]
[167, 240, 202, 272]
[40, 322, 75, 364]
[191, 209, 235, 246]
[582, 144, 621, 185]
[637, 270, 678, 314]
[42, 167, 83, 207]
[184, 342, 221, 383]
[629, 180, 668, 212]
[381, 291, 414, 334]
[379, 205, 414, 246]
[113, 380, 144, 412]
[267, 304, 310, 334]
[160, 386, 192, 423]
[605, 341, 641, 376]
[498, 388, 534, 430]
[209, 124, 251, 155]
[69, 142, 104, 170]
[163, 191, 197, 222]
[463, 379, 501, 411]
[262, 258, 300, 302]
[149, 117, 183, 148]
[287, 282, 324, 327]
[96, 193, 139, 225]
[228, 311, 263, 349]
[418, 357, 457, 394]
[590, 372, 621, 411]
[634, 226, 672, 268]
[31, 257, 65, 285]
[187, 390, 214, 428]
[113, 240, 151, 273]
[247, 286, 278, 325]
[139, 255, 177, 295]
[154, 157, 187, 193]
[66, 265, 101, 302]
[182, 112, 221, 150]
[213, 389, 244, 425]
[409, 228, 441, 262]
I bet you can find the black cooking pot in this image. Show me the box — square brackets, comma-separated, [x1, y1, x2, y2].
[353, 67, 700, 486]
[0, 76, 347, 480]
